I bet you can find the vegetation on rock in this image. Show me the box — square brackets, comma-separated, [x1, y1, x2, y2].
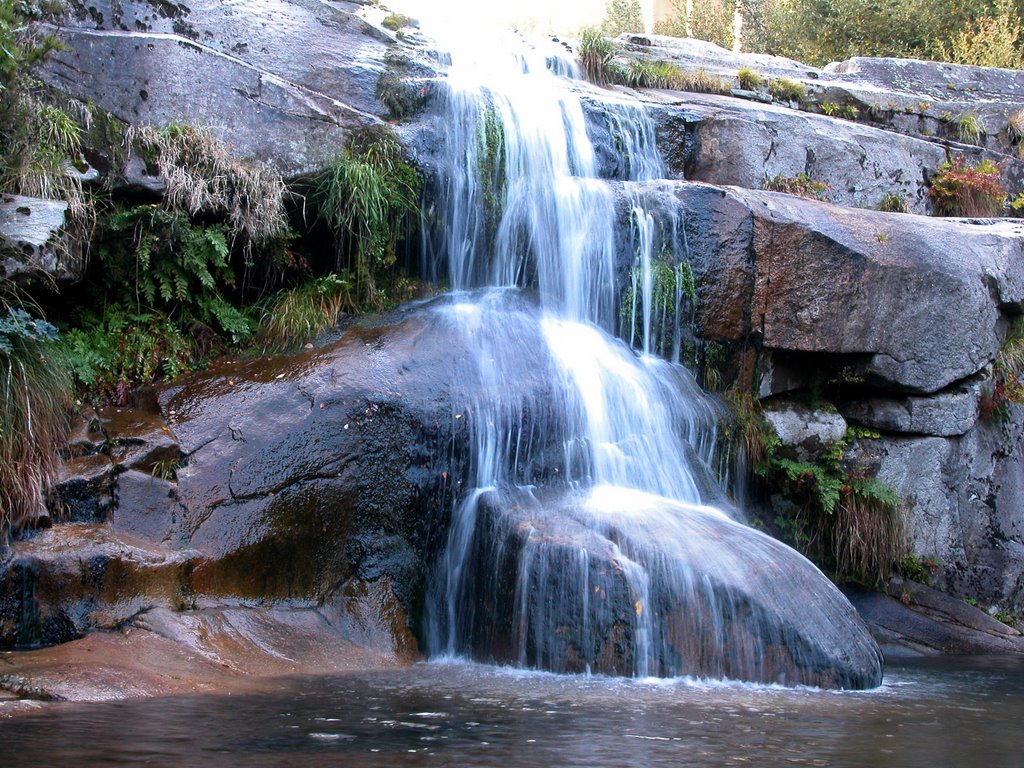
[980, 317, 1024, 421]
[727, 395, 909, 586]
[765, 172, 829, 199]
[0, 291, 70, 541]
[579, 28, 617, 85]
[927, 156, 1007, 217]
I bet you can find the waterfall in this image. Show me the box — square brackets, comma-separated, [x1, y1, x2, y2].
[416, 27, 881, 686]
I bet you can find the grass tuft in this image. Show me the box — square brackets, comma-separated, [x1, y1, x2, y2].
[1, 294, 71, 541]
[257, 274, 351, 352]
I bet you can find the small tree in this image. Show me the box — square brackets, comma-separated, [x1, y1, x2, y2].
[601, 0, 645, 36]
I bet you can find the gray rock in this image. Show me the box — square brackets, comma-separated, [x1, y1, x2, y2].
[45, 1, 440, 175]
[0, 195, 81, 282]
[0, 524, 193, 648]
[622, 181, 1024, 394]
[841, 375, 985, 436]
[763, 400, 847, 462]
[826, 57, 1024, 104]
[846, 580, 1024, 656]
[854, 408, 1024, 616]
[646, 93, 947, 214]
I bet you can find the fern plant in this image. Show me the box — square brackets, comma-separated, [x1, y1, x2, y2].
[99, 206, 251, 339]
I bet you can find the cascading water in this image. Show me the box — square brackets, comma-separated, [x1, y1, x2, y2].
[416, 26, 882, 687]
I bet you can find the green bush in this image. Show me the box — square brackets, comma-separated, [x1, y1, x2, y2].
[601, 0, 644, 36]
[879, 192, 909, 213]
[257, 274, 351, 352]
[740, 414, 909, 586]
[768, 77, 806, 104]
[617, 59, 732, 94]
[312, 130, 421, 310]
[59, 305, 194, 398]
[956, 113, 985, 145]
[382, 13, 409, 32]
[737, 67, 765, 91]
[98, 205, 252, 339]
[936, 0, 1024, 68]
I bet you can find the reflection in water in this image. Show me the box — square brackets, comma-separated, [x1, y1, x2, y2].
[1, 658, 1021, 767]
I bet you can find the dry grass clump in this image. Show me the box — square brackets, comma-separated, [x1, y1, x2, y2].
[127, 123, 291, 249]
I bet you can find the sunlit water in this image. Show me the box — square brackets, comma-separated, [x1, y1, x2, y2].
[2, 658, 1022, 767]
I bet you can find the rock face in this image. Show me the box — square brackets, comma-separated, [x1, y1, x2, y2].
[44, 0, 439, 174]
[1, 300, 466, 653]
[624, 182, 1024, 395]
[0, 194, 83, 282]
[646, 93, 947, 214]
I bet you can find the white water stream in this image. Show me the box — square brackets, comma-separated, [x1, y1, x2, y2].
[415, 24, 879, 686]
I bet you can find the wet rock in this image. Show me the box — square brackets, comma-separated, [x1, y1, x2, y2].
[452, 486, 882, 689]
[0, 524, 194, 648]
[763, 400, 847, 462]
[111, 471, 182, 545]
[0, 605, 402, 702]
[841, 375, 985, 437]
[157, 298, 475, 609]
[100, 407, 182, 474]
[51, 454, 116, 523]
[846, 579, 1024, 656]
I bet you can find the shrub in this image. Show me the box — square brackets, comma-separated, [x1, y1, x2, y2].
[579, 28, 617, 85]
[98, 206, 252, 340]
[601, 0, 644, 36]
[980, 317, 1024, 421]
[764, 173, 829, 200]
[840, 104, 860, 120]
[1, 296, 70, 540]
[819, 102, 841, 116]
[928, 156, 1007, 217]
[723, 396, 908, 585]
[381, 13, 409, 32]
[768, 77, 806, 104]
[619, 59, 731, 94]
[879, 192, 909, 212]
[936, 0, 1024, 69]
[59, 305, 195, 399]
[1007, 109, 1024, 141]
[312, 130, 421, 310]
[956, 113, 985, 145]
[737, 66, 765, 91]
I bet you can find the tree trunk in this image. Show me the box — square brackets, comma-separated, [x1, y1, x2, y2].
[732, 0, 744, 52]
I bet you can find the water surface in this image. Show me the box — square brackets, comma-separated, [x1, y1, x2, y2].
[2, 658, 1021, 767]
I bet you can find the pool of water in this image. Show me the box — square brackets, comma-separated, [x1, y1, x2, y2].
[2, 657, 1022, 767]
